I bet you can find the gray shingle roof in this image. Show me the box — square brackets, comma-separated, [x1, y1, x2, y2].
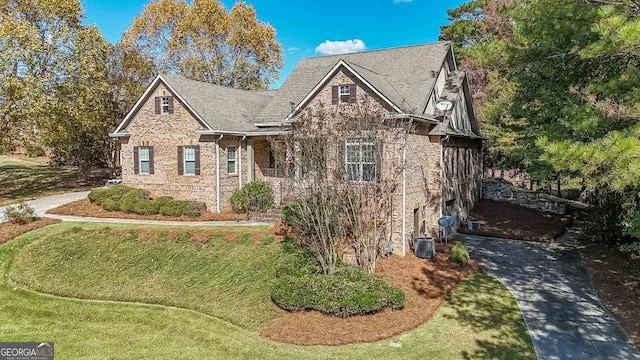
[255, 41, 453, 123]
[152, 42, 453, 132]
[162, 75, 276, 132]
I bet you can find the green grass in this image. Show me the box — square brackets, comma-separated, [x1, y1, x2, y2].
[0, 156, 109, 206]
[0, 223, 534, 359]
[8, 224, 283, 330]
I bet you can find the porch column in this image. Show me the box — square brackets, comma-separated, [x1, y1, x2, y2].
[247, 139, 254, 182]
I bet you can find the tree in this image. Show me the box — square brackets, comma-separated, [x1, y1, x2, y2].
[443, 0, 640, 245]
[122, 0, 283, 90]
[42, 26, 114, 181]
[0, 0, 83, 152]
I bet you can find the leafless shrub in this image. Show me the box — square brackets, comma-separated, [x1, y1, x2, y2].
[273, 96, 412, 274]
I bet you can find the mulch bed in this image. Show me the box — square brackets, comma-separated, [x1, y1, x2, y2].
[260, 243, 478, 346]
[582, 244, 640, 349]
[458, 200, 571, 242]
[0, 217, 61, 245]
[48, 199, 249, 222]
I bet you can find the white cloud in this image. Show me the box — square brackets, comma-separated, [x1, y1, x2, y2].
[393, 0, 413, 3]
[315, 39, 366, 55]
[287, 47, 300, 52]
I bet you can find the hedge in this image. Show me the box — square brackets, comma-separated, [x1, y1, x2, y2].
[271, 239, 405, 317]
[88, 185, 204, 217]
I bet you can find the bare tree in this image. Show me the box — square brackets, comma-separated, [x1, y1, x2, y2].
[273, 96, 412, 274]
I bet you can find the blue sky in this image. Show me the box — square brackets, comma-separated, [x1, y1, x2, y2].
[81, 0, 465, 88]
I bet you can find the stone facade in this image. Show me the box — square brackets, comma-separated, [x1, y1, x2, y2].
[482, 178, 567, 214]
[121, 84, 218, 208]
[119, 83, 284, 211]
[118, 69, 483, 256]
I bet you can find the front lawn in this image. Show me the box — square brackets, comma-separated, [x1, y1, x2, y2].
[8, 224, 280, 330]
[0, 156, 109, 206]
[0, 223, 534, 359]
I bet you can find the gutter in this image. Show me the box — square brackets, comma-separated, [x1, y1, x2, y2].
[402, 134, 407, 256]
[239, 135, 246, 189]
[196, 129, 290, 137]
[215, 134, 223, 213]
[254, 122, 285, 128]
[383, 113, 439, 125]
[108, 132, 130, 138]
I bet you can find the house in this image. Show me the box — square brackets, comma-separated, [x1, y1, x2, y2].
[110, 41, 484, 255]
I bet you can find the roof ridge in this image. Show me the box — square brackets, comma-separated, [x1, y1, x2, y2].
[303, 41, 451, 60]
[160, 73, 271, 94]
[344, 61, 384, 76]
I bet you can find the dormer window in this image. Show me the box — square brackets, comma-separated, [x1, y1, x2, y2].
[339, 85, 351, 103]
[161, 96, 170, 114]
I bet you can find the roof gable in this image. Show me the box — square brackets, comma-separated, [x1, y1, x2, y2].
[256, 42, 454, 123]
[113, 75, 213, 134]
[113, 75, 275, 135]
[284, 59, 403, 120]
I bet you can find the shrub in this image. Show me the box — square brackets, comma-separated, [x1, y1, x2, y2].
[3, 202, 36, 224]
[25, 144, 45, 158]
[271, 241, 405, 317]
[230, 181, 274, 213]
[88, 186, 202, 217]
[281, 201, 301, 225]
[450, 243, 470, 265]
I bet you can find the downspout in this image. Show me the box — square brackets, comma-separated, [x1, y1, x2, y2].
[216, 134, 223, 213]
[239, 135, 246, 189]
[402, 134, 407, 257]
[439, 134, 451, 220]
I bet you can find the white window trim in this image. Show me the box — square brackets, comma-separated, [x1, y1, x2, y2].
[345, 138, 377, 183]
[161, 96, 170, 115]
[139, 147, 150, 175]
[339, 84, 351, 103]
[227, 146, 237, 175]
[183, 146, 196, 176]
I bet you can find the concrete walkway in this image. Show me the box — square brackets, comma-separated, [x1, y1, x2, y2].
[460, 234, 640, 360]
[43, 214, 273, 227]
[0, 191, 90, 223]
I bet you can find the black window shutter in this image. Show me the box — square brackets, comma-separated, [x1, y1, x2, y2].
[349, 84, 357, 103]
[375, 140, 383, 182]
[133, 146, 140, 174]
[149, 146, 155, 174]
[168, 96, 174, 114]
[194, 146, 201, 175]
[154, 97, 161, 114]
[332, 86, 339, 105]
[177, 146, 184, 175]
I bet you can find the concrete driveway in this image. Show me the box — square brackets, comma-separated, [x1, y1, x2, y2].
[461, 234, 640, 360]
[0, 191, 89, 223]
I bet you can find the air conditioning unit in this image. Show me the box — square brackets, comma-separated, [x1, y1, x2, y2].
[468, 220, 480, 231]
[414, 237, 436, 259]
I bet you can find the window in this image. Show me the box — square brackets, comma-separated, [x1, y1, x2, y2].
[139, 147, 150, 174]
[227, 147, 237, 174]
[161, 96, 170, 114]
[339, 85, 351, 103]
[184, 146, 196, 175]
[346, 138, 377, 182]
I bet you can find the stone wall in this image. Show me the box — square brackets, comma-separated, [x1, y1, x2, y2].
[482, 178, 567, 214]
